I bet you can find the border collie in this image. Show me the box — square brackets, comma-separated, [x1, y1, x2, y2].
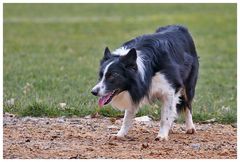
[91, 25, 199, 140]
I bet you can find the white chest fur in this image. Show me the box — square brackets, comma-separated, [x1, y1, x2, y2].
[110, 72, 179, 110]
[110, 91, 134, 111]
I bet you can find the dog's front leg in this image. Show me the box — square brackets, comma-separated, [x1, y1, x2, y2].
[116, 108, 137, 137]
[156, 93, 177, 141]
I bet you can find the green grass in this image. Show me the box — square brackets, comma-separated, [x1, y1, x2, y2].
[3, 4, 237, 123]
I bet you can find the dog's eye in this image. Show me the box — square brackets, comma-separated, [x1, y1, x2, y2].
[106, 72, 118, 81]
[106, 73, 113, 80]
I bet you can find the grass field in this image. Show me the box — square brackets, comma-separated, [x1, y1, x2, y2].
[3, 4, 237, 123]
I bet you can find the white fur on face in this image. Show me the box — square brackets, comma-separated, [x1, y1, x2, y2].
[92, 61, 114, 96]
[112, 47, 145, 81]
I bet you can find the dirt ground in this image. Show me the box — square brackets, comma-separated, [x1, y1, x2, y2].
[3, 113, 237, 159]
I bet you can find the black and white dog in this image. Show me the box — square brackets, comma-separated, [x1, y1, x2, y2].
[91, 25, 199, 140]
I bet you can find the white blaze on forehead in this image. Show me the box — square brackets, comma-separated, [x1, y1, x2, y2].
[112, 46, 145, 81]
[94, 61, 114, 96]
[102, 61, 114, 78]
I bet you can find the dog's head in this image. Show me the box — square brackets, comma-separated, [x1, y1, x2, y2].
[91, 47, 138, 107]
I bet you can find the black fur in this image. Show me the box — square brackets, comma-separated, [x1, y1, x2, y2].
[99, 25, 199, 112]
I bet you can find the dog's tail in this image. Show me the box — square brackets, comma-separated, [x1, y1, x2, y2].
[176, 88, 189, 114]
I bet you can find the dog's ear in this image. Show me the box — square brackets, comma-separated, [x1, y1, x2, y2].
[101, 47, 112, 64]
[104, 47, 111, 60]
[120, 48, 137, 71]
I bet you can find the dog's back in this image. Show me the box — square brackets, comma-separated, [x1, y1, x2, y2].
[122, 25, 199, 112]
[123, 25, 197, 61]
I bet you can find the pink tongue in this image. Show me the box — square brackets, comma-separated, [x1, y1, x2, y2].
[98, 93, 112, 108]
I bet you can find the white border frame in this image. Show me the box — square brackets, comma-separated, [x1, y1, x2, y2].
[1, 0, 238, 161]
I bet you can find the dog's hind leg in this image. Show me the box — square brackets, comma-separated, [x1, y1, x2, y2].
[178, 88, 196, 134]
[185, 107, 196, 134]
[184, 58, 198, 134]
[116, 108, 137, 137]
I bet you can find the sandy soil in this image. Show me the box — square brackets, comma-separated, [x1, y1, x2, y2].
[3, 113, 237, 159]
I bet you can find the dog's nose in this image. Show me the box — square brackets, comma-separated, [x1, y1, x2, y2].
[91, 88, 99, 96]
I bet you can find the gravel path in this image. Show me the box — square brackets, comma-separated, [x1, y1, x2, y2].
[3, 113, 237, 159]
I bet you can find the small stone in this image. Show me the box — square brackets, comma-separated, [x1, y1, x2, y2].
[5, 98, 15, 106]
[202, 118, 216, 124]
[84, 115, 92, 119]
[86, 147, 94, 151]
[59, 103, 67, 109]
[109, 135, 126, 141]
[110, 118, 116, 124]
[126, 136, 137, 141]
[51, 135, 59, 139]
[4, 112, 15, 118]
[70, 119, 81, 124]
[70, 154, 80, 159]
[221, 106, 230, 113]
[197, 125, 210, 131]
[218, 149, 229, 156]
[91, 112, 100, 118]
[108, 142, 118, 146]
[23, 82, 33, 94]
[190, 143, 201, 150]
[135, 116, 152, 125]
[231, 123, 237, 128]
[22, 117, 37, 123]
[57, 117, 66, 123]
[135, 116, 152, 122]
[115, 120, 122, 125]
[141, 143, 149, 149]
[107, 125, 119, 130]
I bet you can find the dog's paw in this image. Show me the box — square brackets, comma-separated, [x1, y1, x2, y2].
[155, 135, 168, 141]
[109, 134, 125, 141]
[186, 128, 196, 134]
